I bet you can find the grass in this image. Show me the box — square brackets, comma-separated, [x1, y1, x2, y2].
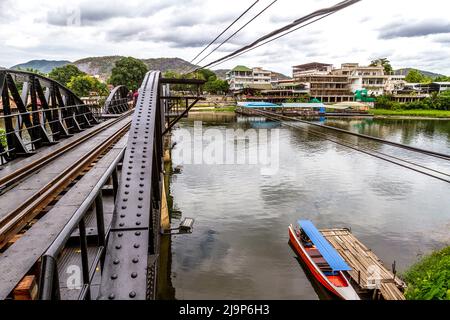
[191, 105, 237, 112]
[403, 246, 450, 300]
[370, 109, 450, 118]
[0, 129, 6, 149]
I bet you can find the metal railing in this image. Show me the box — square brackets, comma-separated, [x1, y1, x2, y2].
[39, 147, 124, 300]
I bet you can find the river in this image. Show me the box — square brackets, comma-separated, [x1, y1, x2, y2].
[163, 114, 450, 300]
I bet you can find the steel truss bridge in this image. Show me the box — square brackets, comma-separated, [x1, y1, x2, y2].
[0, 69, 204, 300]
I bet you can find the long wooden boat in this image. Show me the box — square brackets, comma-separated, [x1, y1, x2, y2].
[289, 220, 360, 300]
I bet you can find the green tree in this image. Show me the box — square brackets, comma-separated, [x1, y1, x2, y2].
[48, 64, 86, 86]
[197, 69, 216, 82]
[204, 78, 229, 94]
[434, 75, 450, 82]
[405, 69, 432, 83]
[108, 57, 148, 91]
[67, 75, 108, 97]
[16, 67, 46, 76]
[370, 58, 393, 75]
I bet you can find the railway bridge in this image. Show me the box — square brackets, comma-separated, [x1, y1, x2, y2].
[0, 69, 204, 300]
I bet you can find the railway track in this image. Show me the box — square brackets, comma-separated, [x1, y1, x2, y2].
[0, 113, 132, 249]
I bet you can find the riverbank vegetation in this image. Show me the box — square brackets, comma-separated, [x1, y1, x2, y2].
[403, 246, 450, 300]
[0, 129, 6, 148]
[191, 106, 236, 112]
[163, 69, 229, 94]
[370, 109, 450, 118]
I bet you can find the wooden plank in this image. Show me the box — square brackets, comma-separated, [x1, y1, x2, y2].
[0, 139, 125, 300]
[320, 228, 405, 300]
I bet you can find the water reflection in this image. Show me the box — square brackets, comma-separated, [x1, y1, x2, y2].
[168, 114, 450, 299]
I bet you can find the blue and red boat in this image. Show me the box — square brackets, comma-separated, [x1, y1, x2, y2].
[289, 220, 360, 300]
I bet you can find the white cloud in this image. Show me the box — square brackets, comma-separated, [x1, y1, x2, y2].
[0, 0, 449, 75]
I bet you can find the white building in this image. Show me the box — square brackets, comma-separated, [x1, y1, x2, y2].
[226, 66, 271, 91]
[332, 63, 388, 96]
[385, 75, 406, 94]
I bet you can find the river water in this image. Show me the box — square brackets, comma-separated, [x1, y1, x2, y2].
[165, 114, 450, 300]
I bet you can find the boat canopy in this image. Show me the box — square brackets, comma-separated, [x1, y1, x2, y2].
[298, 220, 351, 272]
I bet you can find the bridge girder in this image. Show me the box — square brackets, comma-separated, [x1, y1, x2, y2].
[99, 71, 166, 300]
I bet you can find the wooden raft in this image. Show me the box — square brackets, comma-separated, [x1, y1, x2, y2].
[320, 228, 406, 300]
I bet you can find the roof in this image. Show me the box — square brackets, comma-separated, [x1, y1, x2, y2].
[237, 101, 279, 108]
[298, 220, 351, 272]
[242, 83, 273, 90]
[293, 62, 332, 69]
[281, 103, 325, 108]
[330, 101, 368, 109]
[231, 65, 252, 72]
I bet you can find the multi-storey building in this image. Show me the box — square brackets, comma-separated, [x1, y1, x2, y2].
[292, 63, 353, 103]
[226, 66, 271, 91]
[292, 62, 332, 77]
[332, 63, 388, 96]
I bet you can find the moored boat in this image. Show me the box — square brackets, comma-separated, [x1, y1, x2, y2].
[289, 220, 360, 300]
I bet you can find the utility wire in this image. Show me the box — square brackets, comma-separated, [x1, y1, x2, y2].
[185, 0, 278, 74]
[192, 0, 361, 72]
[206, 12, 336, 70]
[189, 0, 260, 65]
[250, 109, 450, 183]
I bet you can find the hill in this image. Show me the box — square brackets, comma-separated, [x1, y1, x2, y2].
[394, 68, 444, 79]
[11, 60, 70, 73]
[71, 56, 198, 81]
[213, 69, 230, 80]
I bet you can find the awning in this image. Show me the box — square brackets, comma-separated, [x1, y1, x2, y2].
[298, 220, 351, 272]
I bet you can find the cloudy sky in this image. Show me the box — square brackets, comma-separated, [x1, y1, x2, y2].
[0, 0, 449, 75]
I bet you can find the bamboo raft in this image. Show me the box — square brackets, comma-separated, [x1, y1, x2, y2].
[320, 228, 406, 300]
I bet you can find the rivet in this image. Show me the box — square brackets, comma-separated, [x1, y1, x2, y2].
[135, 231, 141, 236]
[132, 258, 139, 263]
[121, 206, 127, 210]
[137, 213, 141, 217]
[119, 223, 124, 227]
[131, 272, 138, 278]
[111, 274, 118, 280]
[108, 294, 115, 300]
[134, 243, 140, 248]
[136, 221, 141, 226]
[129, 291, 136, 298]
[118, 232, 124, 237]
[113, 259, 120, 265]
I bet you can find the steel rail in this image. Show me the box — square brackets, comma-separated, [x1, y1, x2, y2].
[0, 109, 134, 193]
[0, 118, 131, 247]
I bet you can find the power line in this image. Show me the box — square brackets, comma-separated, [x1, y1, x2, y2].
[251, 109, 450, 184]
[185, 0, 278, 74]
[206, 12, 336, 70]
[189, 0, 260, 66]
[192, 0, 361, 72]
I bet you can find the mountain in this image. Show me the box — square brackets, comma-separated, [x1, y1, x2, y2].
[271, 71, 291, 81]
[394, 68, 444, 79]
[73, 56, 123, 80]
[213, 69, 230, 80]
[11, 60, 70, 73]
[71, 56, 198, 81]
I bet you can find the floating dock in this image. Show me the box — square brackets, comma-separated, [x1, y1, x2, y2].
[320, 228, 406, 300]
